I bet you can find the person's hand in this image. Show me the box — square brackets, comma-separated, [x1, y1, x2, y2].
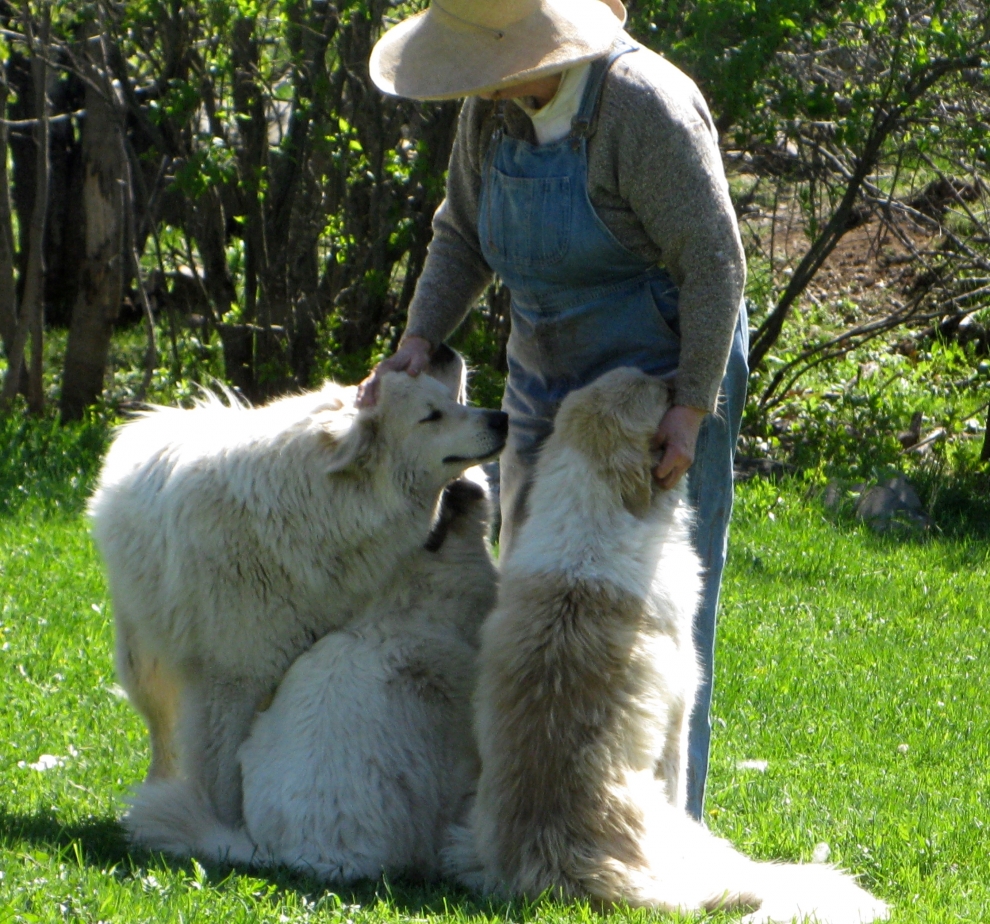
[355, 336, 432, 408]
[651, 404, 707, 489]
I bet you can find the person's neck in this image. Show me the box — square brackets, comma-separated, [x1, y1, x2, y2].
[482, 73, 562, 108]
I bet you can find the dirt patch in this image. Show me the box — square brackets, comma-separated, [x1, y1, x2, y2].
[739, 195, 942, 325]
[803, 218, 932, 320]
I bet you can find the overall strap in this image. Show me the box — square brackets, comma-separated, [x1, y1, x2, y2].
[483, 99, 509, 173]
[571, 39, 638, 140]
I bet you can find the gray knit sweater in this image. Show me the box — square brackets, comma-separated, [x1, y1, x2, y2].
[404, 35, 746, 413]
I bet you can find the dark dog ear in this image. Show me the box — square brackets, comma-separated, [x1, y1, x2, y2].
[424, 343, 467, 404]
[324, 417, 377, 473]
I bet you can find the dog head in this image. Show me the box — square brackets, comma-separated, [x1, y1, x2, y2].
[325, 372, 508, 492]
[552, 367, 669, 517]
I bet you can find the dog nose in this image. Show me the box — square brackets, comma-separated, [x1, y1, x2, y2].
[487, 411, 509, 435]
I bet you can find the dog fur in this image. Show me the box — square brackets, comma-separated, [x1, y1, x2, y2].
[447, 366, 888, 924]
[89, 350, 507, 826]
[123, 478, 497, 882]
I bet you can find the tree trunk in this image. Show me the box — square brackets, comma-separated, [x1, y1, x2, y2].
[60, 31, 127, 421]
[42, 76, 85, 329]
[0, 75, 18, 356]
[232, 15, 268, 327]
[1, 10, 50, 414]
[5, 45, 85, 332]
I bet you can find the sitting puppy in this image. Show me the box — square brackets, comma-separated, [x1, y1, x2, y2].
[125, 478, 497, 882]
[450, 366, 888, 924]
[89, 346, 507, 826]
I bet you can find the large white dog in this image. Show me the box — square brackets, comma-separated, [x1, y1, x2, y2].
[123, 477, 497, 881]
[89, 351, 507, 826]
[449, 366, 888, 924]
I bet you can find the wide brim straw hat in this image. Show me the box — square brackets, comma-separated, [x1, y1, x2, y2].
[370, 0, 627, 101]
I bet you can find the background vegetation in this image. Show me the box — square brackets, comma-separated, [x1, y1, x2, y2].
[0, 0, 986, 501]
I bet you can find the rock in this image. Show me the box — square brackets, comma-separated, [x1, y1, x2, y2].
[822, 480, 844, 510]
[733, 456, 794, 482]
[819, 479, 864, 510]
[855, 474, 931, 533]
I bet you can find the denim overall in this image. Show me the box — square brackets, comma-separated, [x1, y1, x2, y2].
[478, 42, 749, 820]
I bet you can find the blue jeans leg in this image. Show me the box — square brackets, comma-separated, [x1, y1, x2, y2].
[685, 304, 749, 821]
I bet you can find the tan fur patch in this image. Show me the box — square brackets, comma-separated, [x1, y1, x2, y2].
[255, 691, 275, 714]
[476, 573, 656, 897]
[618, 466, 654, 518]
[123, 648, 181, 781]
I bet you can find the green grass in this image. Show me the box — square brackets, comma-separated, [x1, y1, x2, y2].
[711, 479, 990, 920]
[1, 425, 988, 922]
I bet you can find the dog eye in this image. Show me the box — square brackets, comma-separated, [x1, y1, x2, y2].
[419, 409, 443, 423]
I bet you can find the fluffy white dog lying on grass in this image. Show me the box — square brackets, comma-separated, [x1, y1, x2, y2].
[124, 477, 498, 881]
[449, 366, 889, 924]
[90, 347, 507, 830]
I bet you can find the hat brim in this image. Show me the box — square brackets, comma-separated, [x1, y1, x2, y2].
[370, 0, 626, 101]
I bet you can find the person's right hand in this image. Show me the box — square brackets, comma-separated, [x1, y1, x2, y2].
[355, 335, 432, 408]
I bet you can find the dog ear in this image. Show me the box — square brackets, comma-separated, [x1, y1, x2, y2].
[324, 416, 378, 473]
[424, 343, 467, 404]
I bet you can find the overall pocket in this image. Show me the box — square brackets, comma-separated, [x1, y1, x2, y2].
[485, 169, 571, 267]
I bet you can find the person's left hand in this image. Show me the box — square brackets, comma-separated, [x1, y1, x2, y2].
[355, 335, 433, 409]
[651, 404, 707, 489]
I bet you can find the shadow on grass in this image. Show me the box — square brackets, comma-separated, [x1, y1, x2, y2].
[0, 806, 131, 869]
[0, 412, 109, 520]
[914, 469, 990, 542]
[0, 806, 520, 919]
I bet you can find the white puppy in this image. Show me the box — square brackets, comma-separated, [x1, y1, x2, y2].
[90, 350, 507, 825]
[124, 478, 497, 882]
[450, 366, 888, 924]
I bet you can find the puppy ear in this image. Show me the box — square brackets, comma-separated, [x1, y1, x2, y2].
[619, 464, 654, 518]
[324, 416, 378, 473]
[424, 343, 467, 403]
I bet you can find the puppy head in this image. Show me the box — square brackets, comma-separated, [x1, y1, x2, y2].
[553, 367, 669, 517]
[325, 372, 508, 491]
[423, 477, 491, 552]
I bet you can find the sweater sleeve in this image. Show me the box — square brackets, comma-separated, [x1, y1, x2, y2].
[598, 53, 746, 412]
[404, 98, 495, 347]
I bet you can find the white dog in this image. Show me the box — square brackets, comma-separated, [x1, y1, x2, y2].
[449, 366, 888, 924]
[89, 350, 507, 825]
[123, 477, 497, 882]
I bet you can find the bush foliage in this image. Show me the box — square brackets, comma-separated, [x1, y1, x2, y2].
[0, 0, 986, 489]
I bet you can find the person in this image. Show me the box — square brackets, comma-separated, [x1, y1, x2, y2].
[357, 0, 748, 821]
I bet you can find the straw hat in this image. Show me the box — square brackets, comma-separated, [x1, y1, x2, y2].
[369, 0, 627, 101]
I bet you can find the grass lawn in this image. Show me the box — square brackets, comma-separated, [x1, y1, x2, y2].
[0, 429, 987, 922]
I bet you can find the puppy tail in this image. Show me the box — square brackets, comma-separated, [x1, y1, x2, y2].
[593, 808, 765, 914]
[740, 861, 890, 924]
[596, 804, 888, 923]
[124, 778, 262, 868]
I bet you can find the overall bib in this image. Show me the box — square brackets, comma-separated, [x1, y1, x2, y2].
[478, 42, 749, 819]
